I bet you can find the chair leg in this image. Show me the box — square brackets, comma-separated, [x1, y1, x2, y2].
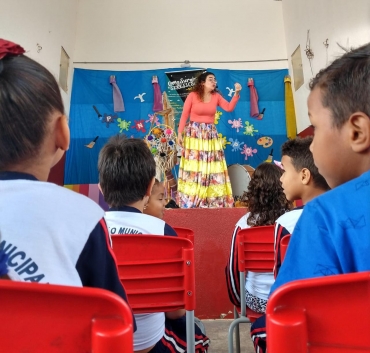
[228, 317, 251, 353]
[186, 310, 195, 353]
[233, 307, 241, 353]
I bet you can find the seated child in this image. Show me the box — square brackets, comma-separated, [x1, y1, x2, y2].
[225, 162, 292, 313]
[251, 42, 370, 353]
[143, 179, 167, 220]
[0, 39, 134, 325]
[274, 136, 330, 276]
[98, 135, 209, 353]
[251, 137, 330, 353]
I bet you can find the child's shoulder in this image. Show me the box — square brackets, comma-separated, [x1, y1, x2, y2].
[314, 170, 370, 208]
[41, 182, 105, 220]
[276, 207, 304, 227]
[235, 212, 251, 229]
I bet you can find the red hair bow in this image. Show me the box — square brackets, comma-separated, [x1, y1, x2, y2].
[0, 39, 25, 60]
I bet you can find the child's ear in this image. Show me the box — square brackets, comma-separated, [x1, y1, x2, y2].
[146, 177, 156, 197]
[348, 112, 370, 153]
[55, 114, 70, 151]
[300, 168, 311, 185]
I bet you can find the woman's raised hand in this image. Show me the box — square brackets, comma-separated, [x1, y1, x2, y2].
[234, 82, 242, 92]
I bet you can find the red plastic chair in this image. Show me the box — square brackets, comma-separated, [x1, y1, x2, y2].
[0, 280, 133, 353]
[228, 225, 275, 353]
[111, 234, 196, 353]
[266, 271, 370, 353]
[280, 234, 291, 264]
[173, 226, 195, 244]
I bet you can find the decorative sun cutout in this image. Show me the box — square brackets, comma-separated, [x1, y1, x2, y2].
[131, 119, 146, 133]
[102, 113, 118, 127]
[229, 138, 245, 152]
[228, 118, 243, 132]
[241, 144, 258, 160]
[117, 118, 131, 133]
[146, 114, 160, 126]
[214, 111, 222, 125]
[218, 133, 231, 150]
[243, 121, 259, 136]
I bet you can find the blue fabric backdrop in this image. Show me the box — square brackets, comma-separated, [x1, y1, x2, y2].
[65, 67, 288, 184]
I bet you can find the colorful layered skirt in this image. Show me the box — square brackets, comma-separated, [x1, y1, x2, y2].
[177, 122, 234, 208]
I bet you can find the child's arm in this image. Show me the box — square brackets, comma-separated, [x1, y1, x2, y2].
[273, 222, 292, 278]
[164, 223, 177, 236]
[0, 249, 8, 279]
[75, 219, 137, 331]
[225, 225, 242, 306]
[165, 309, 186, 320]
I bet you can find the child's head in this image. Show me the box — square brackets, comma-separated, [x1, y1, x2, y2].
[244, 162, 292, 226]
[144, 179, 166, 219]
[280, 137, 330, 202]
[98, 135, 156, 207]
[308, 42, 370, 188]
[0, 39, 69, 176]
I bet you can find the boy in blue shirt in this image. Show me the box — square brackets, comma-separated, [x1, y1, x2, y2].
[253, 42, 370, 353]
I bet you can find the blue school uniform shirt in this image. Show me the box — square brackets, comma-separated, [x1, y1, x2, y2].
[271, 170, 370, 294]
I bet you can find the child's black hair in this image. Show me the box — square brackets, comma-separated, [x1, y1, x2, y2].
[98, 135, 156, 207]
[0, 55, 64, 170]
[281, 137, 330, 191]
[309, 42, 370, 128]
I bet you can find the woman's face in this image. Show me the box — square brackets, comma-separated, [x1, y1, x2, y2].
[202, 75, 217, 92]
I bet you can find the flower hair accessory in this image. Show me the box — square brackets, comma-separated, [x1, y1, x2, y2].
[0, 39, 25, 60]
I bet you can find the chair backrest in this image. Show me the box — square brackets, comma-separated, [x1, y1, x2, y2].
[237, 225, 275, 273]
[111, 234, 195, 313]
[173, 226, 195, 244]
[279, 234, 291, 264]
[0, 280, 133, 353]
[266, 271, 370, 353]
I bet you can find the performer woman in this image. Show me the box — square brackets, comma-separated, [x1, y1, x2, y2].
[177, 71, 241, 208]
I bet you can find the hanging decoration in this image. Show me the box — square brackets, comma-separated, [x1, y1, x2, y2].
[248, 78, 259, 118]
[145, 124, 177, 181]
[109, 75, 125, 112]
[117, 118, 131, 133]
[257, 136, 273, 148]
[305, 30, 314, 76]
[323, 38, 329, 66]
[152, 75, 164, 112]
[241, 144, 258, 160]
[284, 75, 297, 139]
[243, 121, 258, 136]
[85, 136, 99, 149]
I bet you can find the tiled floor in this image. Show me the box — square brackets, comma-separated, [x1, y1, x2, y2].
[203, 319, 255, 353]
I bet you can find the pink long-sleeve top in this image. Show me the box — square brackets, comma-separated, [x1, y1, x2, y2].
[178, 92, 240, 133]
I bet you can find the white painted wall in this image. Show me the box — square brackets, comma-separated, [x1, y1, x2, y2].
[0, 0, 79, 113]
[73, 0, 288, 71]
[282, 0, 370, 132]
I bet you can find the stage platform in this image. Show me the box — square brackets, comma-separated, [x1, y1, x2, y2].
[164, 207, 247, 319]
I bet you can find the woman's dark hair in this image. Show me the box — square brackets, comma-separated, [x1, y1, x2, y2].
[244, 162, 292, 226]
[192, 71, 220, 101]
[0, 55, 64, 170]
[98, 135, 156, 207]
